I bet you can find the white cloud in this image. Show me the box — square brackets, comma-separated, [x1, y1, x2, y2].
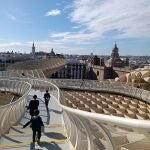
[44, 0, 150, 54]
[7, 13, 32, 24]
[72, 26, 81, 29]
[45, 9, 61, 16]
[8, 14, 17, 21]
[1, 0, 149, 55]
[50, 32, 71, 38]
[50, 31, 96, 44]
[68, 0, 150, 39]
[0, 42, 22, 47]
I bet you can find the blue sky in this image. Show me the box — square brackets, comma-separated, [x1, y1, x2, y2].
[0, 0, 150, 56]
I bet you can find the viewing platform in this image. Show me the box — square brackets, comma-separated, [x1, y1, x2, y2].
[0, 88, 74, 150]
[0, 57, 150, 150]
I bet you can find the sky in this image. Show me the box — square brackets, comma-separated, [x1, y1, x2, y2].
[0, 0, 150, 56]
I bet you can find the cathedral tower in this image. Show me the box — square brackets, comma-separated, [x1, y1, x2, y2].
[111, 43, 120, 60]
[32, 42, 35, 59]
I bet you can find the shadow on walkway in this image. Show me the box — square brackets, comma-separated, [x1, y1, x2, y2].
[30, 143, 35, 150]
[3, 135, 22, 143]
[46, 109, 50, 125]
[30, 143, 43, 150]
[11, 127, 24, 133]
[38, 142, 62, 150]
[50, 109, 63, 114]
[44, 132, 67, 140]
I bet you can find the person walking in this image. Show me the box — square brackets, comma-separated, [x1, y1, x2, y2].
[80, 79, 84, 88]
[44, 90, 51, 110]
[23, 109, 44, 143]
[27, 95, 39, 116]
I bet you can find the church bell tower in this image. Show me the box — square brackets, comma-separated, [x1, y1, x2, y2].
[32, 42, 35, 59]
[111, 43, 119, 60]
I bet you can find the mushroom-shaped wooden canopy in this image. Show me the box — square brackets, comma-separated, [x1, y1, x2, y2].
[7, 57, 68, 78]
[116, 68, 150, 83]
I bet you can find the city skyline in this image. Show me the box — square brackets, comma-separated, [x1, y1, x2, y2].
[0, 0, 150, 56]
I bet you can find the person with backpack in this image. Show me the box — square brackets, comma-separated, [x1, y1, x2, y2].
[44, 90, 51, 111]
[27, 95, 39, 116]
[23, 109, 44, 143]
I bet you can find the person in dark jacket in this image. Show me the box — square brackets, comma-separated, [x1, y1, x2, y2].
[44, 90, 51, 110]
[23, 109, 44, 143]
[27, 95, 39, 116]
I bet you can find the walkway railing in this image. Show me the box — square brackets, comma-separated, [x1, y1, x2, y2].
[0, 79, 31, 135]
[50, 79, 150, 101]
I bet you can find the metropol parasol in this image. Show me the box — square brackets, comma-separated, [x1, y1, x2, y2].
[0, 57, 150, 150]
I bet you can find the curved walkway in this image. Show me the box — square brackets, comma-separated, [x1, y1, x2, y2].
[0, 89, 74, 150]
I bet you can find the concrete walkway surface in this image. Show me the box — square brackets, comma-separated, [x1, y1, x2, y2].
[0, 89, 74, 150]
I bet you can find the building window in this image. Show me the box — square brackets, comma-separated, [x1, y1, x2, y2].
[97, 71, 99, 76]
